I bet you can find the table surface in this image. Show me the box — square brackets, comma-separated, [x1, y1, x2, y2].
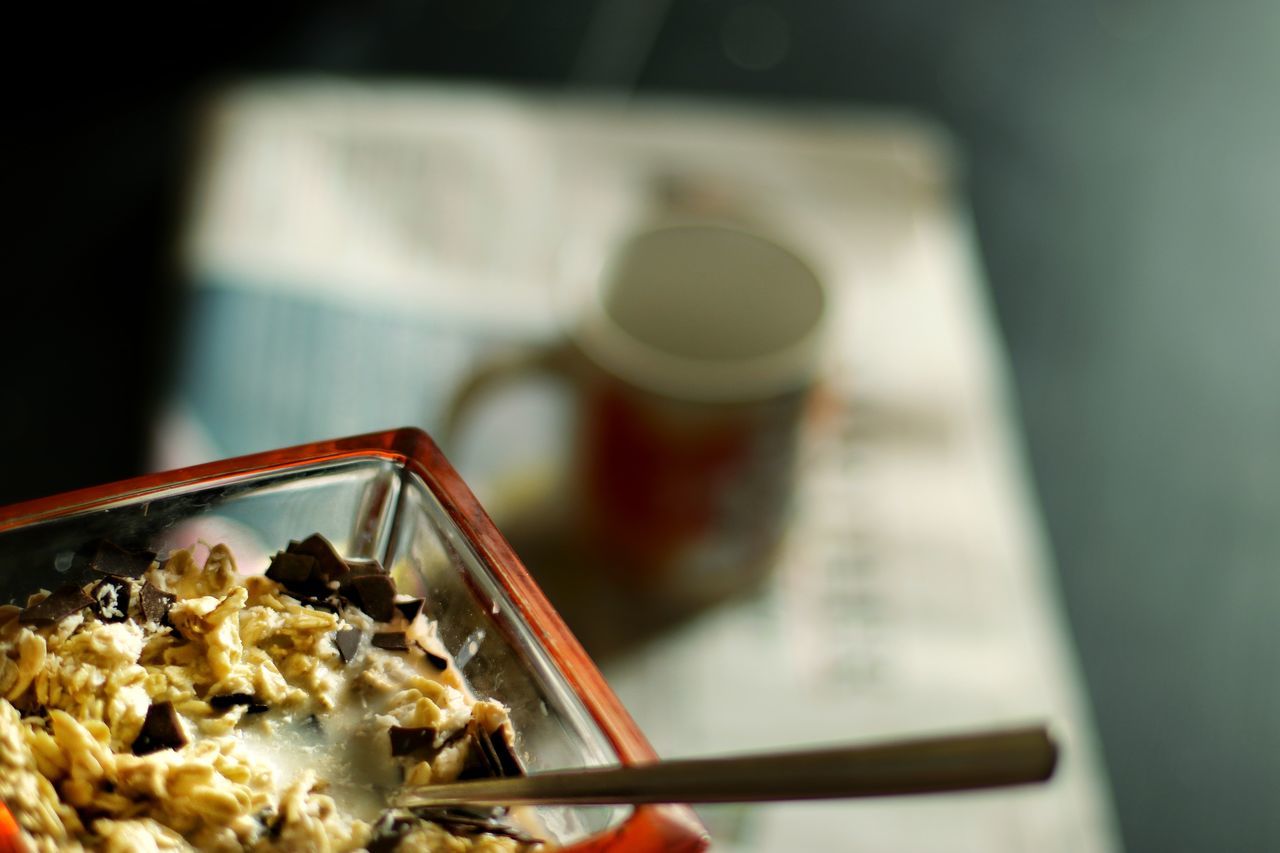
[167, 82, 1120, 852]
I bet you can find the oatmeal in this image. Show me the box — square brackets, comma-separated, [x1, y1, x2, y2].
[0, 536, 543, 852]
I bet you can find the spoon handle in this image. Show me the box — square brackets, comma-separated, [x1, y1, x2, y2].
[395, 724, 1058, 808]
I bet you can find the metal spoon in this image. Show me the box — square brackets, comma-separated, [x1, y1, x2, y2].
[394, 724, 1057, 808]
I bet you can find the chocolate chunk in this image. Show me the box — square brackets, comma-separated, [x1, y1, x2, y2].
[371, 631, 409, 652]
[90, 578, 131, 622]
[336, 558, 384, 590]
[287, 534, 349, 585]
[349, 574, 398, 622]
[395, 598, 425, 622]
[265, 552, 317, 586]
[388, 725, 439, 758]
[414, 642, 448, 671]
[265, 551, 332, 599]
[247, 703, 270, 715]
[209, 693, 257, 710]
[139, 582, 175, 625]
[334, 628, 362, 663]
[131, 701, 187, 755]
[19, 584, 93, 626]
[335, 558, 397, 621]
[344, 558, 388, 577]
[89, 540, 156, 578]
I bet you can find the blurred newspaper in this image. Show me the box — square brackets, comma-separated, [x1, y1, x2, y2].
[167, 81, 1119, 852]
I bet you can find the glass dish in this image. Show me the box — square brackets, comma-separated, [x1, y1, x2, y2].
[0, 428, 708, 852]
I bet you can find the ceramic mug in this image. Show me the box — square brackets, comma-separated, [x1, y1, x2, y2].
[446, 220, 827, 609]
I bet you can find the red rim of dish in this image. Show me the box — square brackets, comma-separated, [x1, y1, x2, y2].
[0, 428, 710, 852]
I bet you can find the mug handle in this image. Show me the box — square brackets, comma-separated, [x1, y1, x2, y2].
[441, 343, 577, 453]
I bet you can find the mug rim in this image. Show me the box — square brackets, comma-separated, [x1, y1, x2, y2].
[559, 218, 828, 403]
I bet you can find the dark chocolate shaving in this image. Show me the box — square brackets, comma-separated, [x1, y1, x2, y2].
[287, 534, 349, 585]
[388, 725, 439, 758]
[371, 807, 540, 851]
[348, 573, 398, 622]
[458, 722, 525, 780]
[487, 724, 525, 778]
[394, 598, 425, 622]
[90, 578, 131, 623]
[457, 748, 490, 780]
[209, 693, 257, 710]
[371, 631, 409, 652]
[477, 727, 505, 778]
[407, 806, 540, 845]
[414, 642, 448, 671]
[139, 582, 175, 625]
[334, 628, 362, 663]
[458, 724, 498, 780]
[19, 584, 93, 626]
[89, 540, 156, 578]
[131, 701, 187, 755]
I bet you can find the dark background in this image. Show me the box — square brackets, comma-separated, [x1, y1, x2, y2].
[4, 3, 1278, 850]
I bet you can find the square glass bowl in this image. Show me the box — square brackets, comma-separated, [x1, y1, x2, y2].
[0, 428, 708, 852]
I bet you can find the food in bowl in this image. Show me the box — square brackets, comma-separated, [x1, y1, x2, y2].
[0, 534, 543, 852]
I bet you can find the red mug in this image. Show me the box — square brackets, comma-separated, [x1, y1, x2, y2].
[446, 220, 827, 609]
